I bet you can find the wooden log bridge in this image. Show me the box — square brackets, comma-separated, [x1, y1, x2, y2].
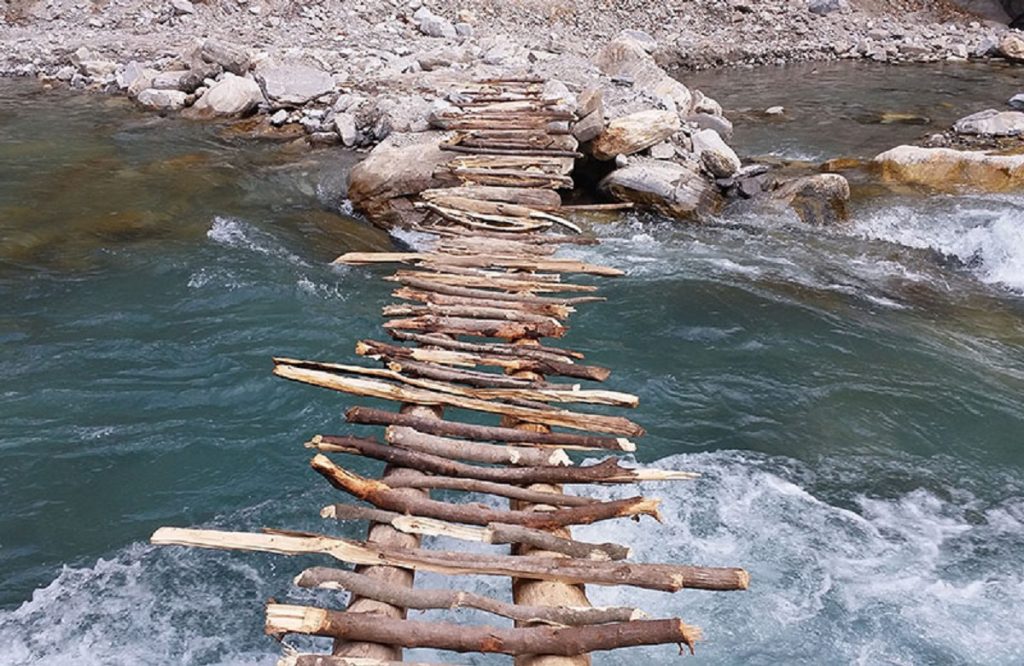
[151, 76, 749, 665]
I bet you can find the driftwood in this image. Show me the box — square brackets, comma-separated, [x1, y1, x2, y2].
[392, 288, 572, 317]
[321, 504, 630, 561]
[294, 567, 642, 625]
[345, 406, 634, 452]
[358, 339, 611, 383]
[421, 186, 561, 209]
[266, 604, 701, 656]
[384, 314, 565, 340]
[384, 426, 570, 467]
[420, 203, 556, 232]
[337, 252, 620, 277]
[152, 527, 750, 592]
[388, 271, 597, 293]
[441, 143, 583, 158]
[448, 167, 574, 190]
[388, 329, 584, 361]
[391, 276, 605, 306]
[381, 357, 562, 390]
[278, 655, 450, 666]
[444, 155, 574, 174]
[311, 456, 661, 529]
[422, 197, 575, 230]
[306, 437, 694, 485]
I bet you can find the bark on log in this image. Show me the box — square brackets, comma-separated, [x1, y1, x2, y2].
[384, 426, 570, 467]
[279, 655, 449, 666]
[294, 567, 645, 626]
[266, 604, 701, 655]
[381, 357, 561, 390]
[305, 438, 691, 485]
[321, 504, 630, 561]
[388, 329, 584, 361]
[384, 314, 565, 340]
[345, 406, 634, 452]
[151, 527, 751, 592]
[310, 456, 661, 529]
[392, 289, 572, 318]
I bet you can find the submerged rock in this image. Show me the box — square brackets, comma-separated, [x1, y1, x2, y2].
[768, 174, 850, 225]
[953, 109, 1024, 136]
[600, 158, 722, 220]
[874, 145, 1024, 192]
[190, 74, 264, 116]
[591, 109, 680, 160]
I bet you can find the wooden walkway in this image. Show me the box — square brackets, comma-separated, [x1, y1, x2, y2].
[152, 77, 748, 665]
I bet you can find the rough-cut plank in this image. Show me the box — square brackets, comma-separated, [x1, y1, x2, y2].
[294, 567, 643, 625]
[345, 406, 635, 452]
[266, 604, 701, 656]
[322, 504, 630, 561]
[311, 457, 661, 529]
[304, 437, 693, 485]
[152, 527, 751, 592]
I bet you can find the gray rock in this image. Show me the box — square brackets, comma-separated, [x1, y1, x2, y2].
[150, 69, 203, 93]
[56, 65, 77, 81]
[542, 80, 576, 113]
[649, 141, 676, 159]
[619, 29, 657, 52]
[573, 107, 605, 143]
[257, 64, 336, 106]
[136, 88, 188, 111]
[200, 39, 251, 76]
[691, 128, 741, 178]
[600, 158, 723, 220]
[591, 109, 680, 160]
[191, 73, 264, 116]
[334, 112, 358, 147]
[269, 109, 289, 126]
[455, 22, 473, 38]
[1009, 93, 1024, 110]
[770, 174, 850, 225]
[999, 32, 1024, 62]
[953, 109, 1024, 136]
[80, 60, 117, 77]
[170, 0, 195, 15]
[578, 87, 603, 117]
[686, 112, 734, 139]
[807, 0, 847, 14]
[413, 7, 457, 39]
[614, 154, 629, 168]
[117, 61, 147, 90]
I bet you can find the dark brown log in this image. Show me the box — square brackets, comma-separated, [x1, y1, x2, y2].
[391, 276, 605, 305]
[311, 456, 661, 529]
[384, 315, 565, 340]
[308, 439, 688, 486]
[267, 603, 701, 655]
[294, 567, 646, 626]
[345, 406, 634, 452]
[359, 338, 611, 383]
[322, 504, 630, 561]
[389, 329, 584, 361]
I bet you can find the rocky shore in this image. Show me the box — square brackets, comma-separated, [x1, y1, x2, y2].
[3, 0, 1024, 225]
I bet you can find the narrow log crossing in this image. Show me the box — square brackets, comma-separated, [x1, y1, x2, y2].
[151, 77, 749, 665]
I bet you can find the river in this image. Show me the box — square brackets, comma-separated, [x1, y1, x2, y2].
[1, 64, 1023, 664]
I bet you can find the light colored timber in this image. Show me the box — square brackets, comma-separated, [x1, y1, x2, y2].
[272, 361, 641, 426]
[444, 155, 575, 174]
[390, 276, 606, 306]
[421, 186, 561, 208]
[345, 406, 635, 452]
[387, 271, 597, 293]
[383, 314, 566, 340]
[278, 654, 450, 666]
[321, 504, 630, 560]
[265, 604, 702, 656]
[311, 457, 662, 530]
[386, 329, 584, 361]
[423, 202, 555, 232]
[392, 288, 573, 317]
[335, 253, 622, 277]
[293, 567, 646, 625]
[423, 196, 577, 230]
[384, 426, 571, 466]
[381, 303, 569, 324]
[152, 527, 750, 591]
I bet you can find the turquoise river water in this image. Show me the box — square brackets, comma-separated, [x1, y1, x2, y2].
[1, 64, 1023, 665]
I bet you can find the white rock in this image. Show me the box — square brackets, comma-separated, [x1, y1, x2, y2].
[765, 106, 785, 115]
[269, 109, 289, 126]
[1009, 93, 1024, 111]
[256, 63, 335, 106]
[192, 73, 264, 116]
[136, 88, 188, 111]
[953, 109, 1024, 136]
[334, 112, 358, 147]
[170, 0, 195, 15]
[691, 128, 741, 178]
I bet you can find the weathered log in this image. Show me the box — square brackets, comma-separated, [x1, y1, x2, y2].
[384, 303, 565, 325]
[389, 272, 595, 295]
[384, 314, 564, 340]
[388, 329, 584, 361]
[278, 654, 450, 666]
[266, 604, 701, 656]
[321, 504, 630, 561]
[444, 155, 574, 174]
[384, 426, 569, 466]
[152, 527, 751, 592]
[344, 407, 634, 452]
[420, 186, 561, 208]
[423, 197, 575, 231]
[311, 457, 661, 529]
[340, 253, 621, 277]
[306, 438, 692, 485]
[441, 143, 584, 158]
[422, 203, 554, 232]
[294, 567, 645, 626]
[392, 276, 605, 305]
[381, 357, 561, 390]
[392, 289, 571, 317]
[448, 167, 574, 190]
[358, 339, 611, 383]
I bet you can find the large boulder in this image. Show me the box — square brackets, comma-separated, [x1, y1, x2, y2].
[594, 36, 693, 115]
[200, 39, 251, 76]
[136, 88, 188, 111]
[348, 132, 457, 227]
[998, 32, 1024, 62]
[591, 110, 680, 160]
[190, 74, 264, 117]
[953, 109, 1024, 136]
[691, 128, 741, 178]
[874, 145, 1024, 192]
[256, 63, 335, 106]
[600, 159, 723, 220]
[768, 174, 850, 225]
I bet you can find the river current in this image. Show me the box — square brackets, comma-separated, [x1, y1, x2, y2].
[1, 65, 1023, 664]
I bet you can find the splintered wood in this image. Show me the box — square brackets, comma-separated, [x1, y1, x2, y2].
[151, 77, 748, 665]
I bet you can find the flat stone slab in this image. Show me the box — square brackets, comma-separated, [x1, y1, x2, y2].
[256, 64, 335, 106]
